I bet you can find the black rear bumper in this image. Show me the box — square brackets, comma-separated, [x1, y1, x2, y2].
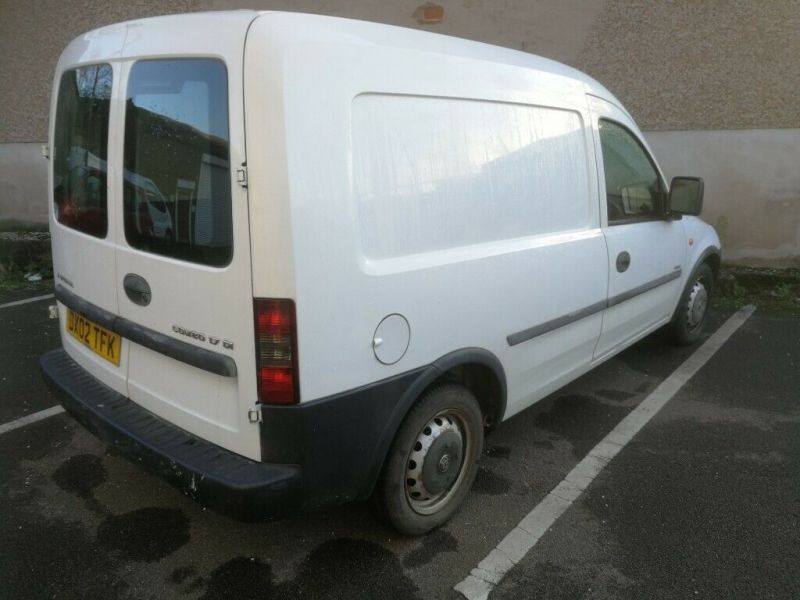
[40, 349, 302, 521]
[40, 345, 506, 521]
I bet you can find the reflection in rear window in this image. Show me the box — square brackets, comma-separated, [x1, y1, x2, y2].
[53, 64, 112, 238]
[124, 59, 232, 267]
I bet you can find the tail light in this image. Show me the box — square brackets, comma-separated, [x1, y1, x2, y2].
[254, 298, 299, 405]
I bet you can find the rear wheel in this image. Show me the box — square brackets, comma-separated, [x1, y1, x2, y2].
[667, 262, 714, 345]
[376, 385, 483, 535]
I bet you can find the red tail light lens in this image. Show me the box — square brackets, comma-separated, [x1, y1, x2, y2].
[254, 298, 298, 405]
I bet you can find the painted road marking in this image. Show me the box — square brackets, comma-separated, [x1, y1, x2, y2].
[0, 405, 65, 436]
[455, 305, 757, 600]
[0, 293, 55, 310]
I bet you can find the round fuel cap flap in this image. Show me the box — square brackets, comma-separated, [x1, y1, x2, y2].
[372, 314, 410, 365]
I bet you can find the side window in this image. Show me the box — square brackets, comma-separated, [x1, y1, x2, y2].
[598, 119, 664, 224]
[53, 64, 113, 238]
[123, 59, 232, 267]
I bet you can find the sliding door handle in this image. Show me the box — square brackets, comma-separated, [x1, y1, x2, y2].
[616, 251, 631, 273]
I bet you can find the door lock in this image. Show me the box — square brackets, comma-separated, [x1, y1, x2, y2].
[123, 273, 152, 306]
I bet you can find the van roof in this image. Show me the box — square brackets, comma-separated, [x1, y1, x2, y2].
[254, 12, 623, 105]
[61, 10, 625, 111]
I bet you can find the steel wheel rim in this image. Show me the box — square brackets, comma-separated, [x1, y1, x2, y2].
[404, 408, 473, 516]
[686, 278, 709, 331]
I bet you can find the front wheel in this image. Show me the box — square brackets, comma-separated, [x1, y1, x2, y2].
[375, 385, 483, 536]
[667, 262, 714, 345]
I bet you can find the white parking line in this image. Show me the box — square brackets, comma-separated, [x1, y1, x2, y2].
[0, 293, 55, 310]
[455, 305, 756, 600]
[0, 405, 66, 436]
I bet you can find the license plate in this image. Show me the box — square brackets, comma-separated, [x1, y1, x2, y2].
[66, 308, 121, 366]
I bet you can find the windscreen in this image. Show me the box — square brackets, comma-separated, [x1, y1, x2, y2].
[123, 59, 232, 267]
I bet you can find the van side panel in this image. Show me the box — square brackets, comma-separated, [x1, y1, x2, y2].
[353, 95, 592, 259]
[351, 94, 608, 418]
[246, 14, 608, 419]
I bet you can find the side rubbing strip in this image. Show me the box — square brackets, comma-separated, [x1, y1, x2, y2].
[56, 286, 117, 331]
[507, 300, 607, 347]
[55, 285, 237, 377]
[507, 269, 682, 347]
[606, 269, 682, 308]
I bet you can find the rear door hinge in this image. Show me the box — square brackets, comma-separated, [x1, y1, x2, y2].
[236, 163, 248, 188]
[248, 406, 262, 423]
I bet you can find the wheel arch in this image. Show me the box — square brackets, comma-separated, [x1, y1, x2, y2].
[671, 245, 720, 322]
[366, 347, 507, 496]
[430, 348, 507, 430]
[704, 248, 721, 277]
[691, 245, 721, 281]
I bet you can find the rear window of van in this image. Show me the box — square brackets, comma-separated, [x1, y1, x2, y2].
[53, 64, 112, 238]
[123, 59, 233, 267]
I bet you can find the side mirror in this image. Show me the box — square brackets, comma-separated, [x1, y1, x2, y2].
[668, 176, 704, 216]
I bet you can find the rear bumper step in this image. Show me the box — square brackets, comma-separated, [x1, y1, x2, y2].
[39, 348, 301, 521]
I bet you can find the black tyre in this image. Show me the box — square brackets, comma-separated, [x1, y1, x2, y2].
[667, 262, 714, 345]
[375, 385, 484, 536]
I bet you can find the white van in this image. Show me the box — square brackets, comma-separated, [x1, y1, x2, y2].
[41, 11, 720, 535]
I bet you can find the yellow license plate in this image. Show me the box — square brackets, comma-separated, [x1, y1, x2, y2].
[66, 308, 121, 366]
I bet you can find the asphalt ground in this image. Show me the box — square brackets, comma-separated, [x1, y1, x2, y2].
[1, 288, 797, 599]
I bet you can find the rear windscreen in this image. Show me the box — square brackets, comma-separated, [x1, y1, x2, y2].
[53, 64, 112, 238]
[123, 59, 232, 267]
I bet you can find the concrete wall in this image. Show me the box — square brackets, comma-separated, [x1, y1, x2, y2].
[0, 144, 48, 227]
[646, 129, 800, 267]
[1, 0, 797, 265]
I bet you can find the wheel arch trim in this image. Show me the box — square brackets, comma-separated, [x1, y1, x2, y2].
[672, 245, 720, 322]
[367, 347, 507, 495]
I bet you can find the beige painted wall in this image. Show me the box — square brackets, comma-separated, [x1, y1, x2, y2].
[0, 143, 48, 226]
[647, 129, 800, 267]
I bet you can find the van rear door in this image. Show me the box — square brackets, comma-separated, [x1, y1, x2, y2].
[51, 61, 128, 397]
[114, 15, 261, 460]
